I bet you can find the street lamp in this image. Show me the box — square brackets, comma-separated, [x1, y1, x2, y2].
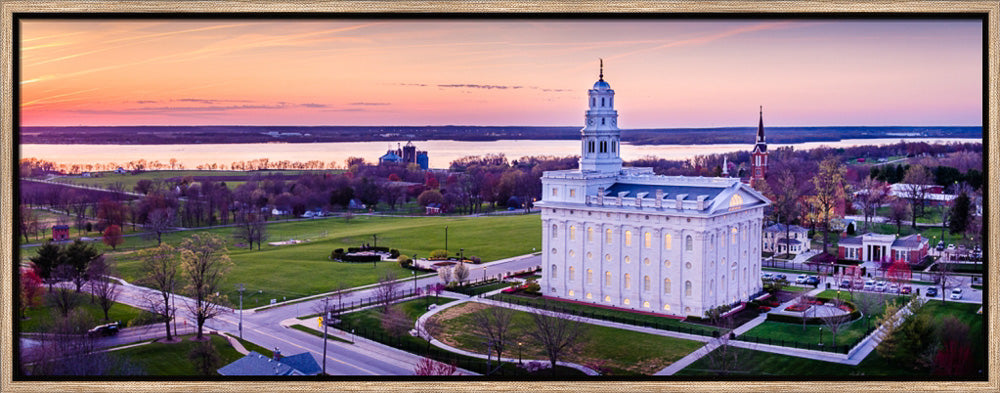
[483, 266, 487, 284]
[819, 327, 824, 346]
[460, 248, 464, 260]
[518, 342, 523, 364]
[412, 270, 417, 295]
[445, 226, 449, 251]
[236, 283, 245, 339]
[373, 233, 377, 249]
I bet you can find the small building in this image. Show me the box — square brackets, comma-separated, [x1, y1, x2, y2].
[762, 223, 810, 255]
[217, 351, 322, 376]
[52, 225, 70, 241]
[425, 203, 442, 215]
[889, 183, 955, 207]
[378, 141, 429, 170]
[114, 167, 127, 174]
[838, 233, 928, 265]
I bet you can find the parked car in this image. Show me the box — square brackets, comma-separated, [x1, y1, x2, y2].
[774, 274, 787, 281]
[950, 288, 963, 300]
[804, 276, 820, 286]
[840, 279, 852, 289]
[86, 322, 120, 337]
[947, 244, 956, 251]
[888, 283, 899, 293]
[875, 281, 887, 292]
[864, 279, 876, 291]
[795, 274, 808, 284]
[926, 287, 939, 297]
[936, 241, 946, 251]
[761, 273, 773, 280]
[900, 285, 912, 294]
[853, 279, 865, 290]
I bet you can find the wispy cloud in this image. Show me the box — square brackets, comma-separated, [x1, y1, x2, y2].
[349, 102, 390, 106]
[606, 21, 796, 61]
[438, 84, 523, 90]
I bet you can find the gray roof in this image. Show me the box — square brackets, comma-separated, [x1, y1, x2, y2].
[277, 353, 322, 375]
[839, 236, 863, 246]
[892, 234, 926, 249]
[217, 352, 297, 376]
[764, 223, 807, 233]
[777, 238, 801, 245]
[603, 182, 727, 201]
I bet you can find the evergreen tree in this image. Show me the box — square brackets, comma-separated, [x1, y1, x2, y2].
[948, 192, 971, 234]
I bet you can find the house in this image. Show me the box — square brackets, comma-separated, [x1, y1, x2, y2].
[889, 183, 955, 207]
[52, 225, 70, 241]
[81, 172, 92, 178]
[425, 203, 442, 215]
[762, 223, 811, 255]
[537, 64, 769, 318]
[837, 233, 929, 265]
[114, 167, 127, 174]
[271, 208, 290, 216]
[378, 141, 430, 169]
[217, 351, 322, 376]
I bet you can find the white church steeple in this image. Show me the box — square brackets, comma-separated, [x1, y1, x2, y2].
[579, 59, 622, 173]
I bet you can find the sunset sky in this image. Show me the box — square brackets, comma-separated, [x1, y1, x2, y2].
[20, 19, 982, 128]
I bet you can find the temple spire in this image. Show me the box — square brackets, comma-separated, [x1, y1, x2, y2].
[599, 58, 604, 80]
[757, 105, 765, 143]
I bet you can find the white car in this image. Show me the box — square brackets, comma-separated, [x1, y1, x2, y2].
[795, 274, 808, 284]
[950, 288, 963, 300]
[875, 281, 888, 292]
[864, 280, 876, 291]
[888, 283, 899, 293]
[762, 273, 773, 280]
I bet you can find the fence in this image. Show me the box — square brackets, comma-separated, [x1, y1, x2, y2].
[489, 294, 719, 337]
[762, 258, 965, 283]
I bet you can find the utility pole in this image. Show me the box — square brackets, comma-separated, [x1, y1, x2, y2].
[373, 234, 377, 249]
[322, 296, 330, 375]
[445, 225, 449, 251]
[236, 283, 245, 339]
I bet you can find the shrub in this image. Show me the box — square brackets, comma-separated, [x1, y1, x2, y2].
[127, 310, 169, 327]
[430, 249, 449, 259]
[397, 255, 412, 268]
[468, 256, 481, 264]
[523, 279, 541, 295]
[330, 249, 345, 260]
[389, 249, 400, 258]
[336, 254, 382, 263]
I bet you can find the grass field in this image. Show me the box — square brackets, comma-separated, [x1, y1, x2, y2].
[741, 292, 909, 350]
[114, 334, 244, 376]
[19, 289, 149, 332]
[41, 214, 542, 306]
[432, 302, 703, 375]
[50, 169, 342, 190]
[875, 206, 945, 225]
[679, 299, 985, 376]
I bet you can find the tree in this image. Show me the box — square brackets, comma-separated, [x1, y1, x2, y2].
[64, 239, 100, 292]
[47, 264, 80, 317]
[437, 266, 453, 286]
[699, 319, 747, 376]
[20, 268, 43, 318]
[888, 199, 909, 235]
[525, 307, 588, 375]
[188, 340, 222, 376]
[417, 189, 444, 207]
[179, 233, 232, 340]
[29, 241, 64, 288]
[893, 312, 936, 371]
[874, 299, 904, 360]
[948, 192, 971, 234]
[87, 256, 121, 321]
[854, 292, 882, 332]
[102, 224, 124, 250]
[933, 316, 972, 376]
[854, 177, 890, 232]
[886, 259, 912, 292]
[901, 165, 934, 228]
[820, 299, 853, 348]
[144, 208, 175, 246]
[97, 198, 126, 228]
[233, 211, 267, 250]
[138, 244, 180, 341]
[375, 271, 399, 312]
[453, 262, 470, 285]
[935, 258, 958, 304]
[413, 357, 459, 376]
[769, 166, 803, 249]
[471, 305, 515, 373]
[19, 205, 40, 242]
[381, 305, 411, 337]
[811, 156, 847, 254]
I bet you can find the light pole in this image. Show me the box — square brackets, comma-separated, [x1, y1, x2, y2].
[321, 296, 330, 375]
[373, 233, 377, 249]
[445, 226, 449, 251]
[460, 248, 464, 260]
[819, 327, 824, 346]
[518, 341, 523, 364]
[236, 283, 245, 339]
[412, 270, 417, 295]
[483, 266, 487, 284]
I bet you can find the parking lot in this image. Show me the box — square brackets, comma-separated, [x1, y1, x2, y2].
[761, 270, 983, 305]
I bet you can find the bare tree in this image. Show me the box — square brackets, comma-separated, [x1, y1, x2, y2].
[820, 298, 853, 348]
[138, 243, 180, 341]
[381, 305, 410, 337]
[811, 156, 847, 254]
[901, 165, 933, 229]
[25, 309, 139, 376]
[770, 165, 803, 251]
[453, 262, 470, 286]
[699, 319, 749, 376]
[855, 177, 890, 232]
[525, 307, 589, 375]
[144, 208, 175, 246]
[853, 292, 883, 333]
[86, 256, 120, 322]
[935, 259, 958, 304]
[413, 357, 459, 376]
[179, 233, 233, 340]
[888, 199, 909, 235]
[47, 264, 79, 317]
[472, 305, 515, 371]
[375, 271, 400, 312]
[437, 266, 453, 286]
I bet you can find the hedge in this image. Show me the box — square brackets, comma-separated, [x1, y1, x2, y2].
[347, 246, 390, 253]
[335, 254, 382, 263]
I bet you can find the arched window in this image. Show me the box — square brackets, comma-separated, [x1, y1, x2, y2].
[643, 301, 650, 308]
[664, 278, 671, 294]
[732, 227, 738, 244]
[587, 227, 594, 242]
[624, 273, 631, 289]
[586, 292, 592, 299]
[601, 97, 605, 107]
[606, 228, 613, 244]
[710, 279, 715, 295]
[623, 298, 630, 305]
[729, 194, 743, 211]
[664, 259, 671, 268]
[685, 280, 692, 297]
[551, 224, 557, 238]
[664, 233, 673, 250]
[569, 226, 576, 240]
[586, 269, 593, 284]
[551, 265, 557, 278]
[625, 230, 632, 246]
[643, 275, 651, 291]
[604, 295, 611, 302]
[643, 257, 650, 265]
[663, 304, 671, 311]
[568, 290, 574, 296]
[569, 266, 575, 281]
[686, 235, 693, 251]
[624, 256, 631, 264]
[612, 141, 616, 152]
[605, 271, 612, 287]
[644, 232, 652, 248]
[591, 97, 595, 107]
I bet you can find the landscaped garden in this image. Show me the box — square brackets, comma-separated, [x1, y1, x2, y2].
[430, 302, 704, 375]
[332, 297, 585, 376]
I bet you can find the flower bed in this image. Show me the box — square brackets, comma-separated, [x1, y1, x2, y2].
[758, 306, 772, 312]
[432, 261, 456, 267]
[786, 304, 812, 312]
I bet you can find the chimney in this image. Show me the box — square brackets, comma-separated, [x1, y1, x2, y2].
[655, 189, 663, 208]
[597, 187, 605, 205]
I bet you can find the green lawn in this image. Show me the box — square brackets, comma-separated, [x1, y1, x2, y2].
[875, 206, 945, 225]
[114, 334, 244, 376]
[96, 214, 540, 306]
[741, 292, 908, 351]
[448, 280, 513, 296]
[679, 300, 985, 377]
[232, 335, 273, 358]
[335, 297, 583, 376]
[489, 293, 720, 337]
[867, 223, 965, 246]
[19, 289, 149, 332]
[49, 169, 341, 191]
[433, 302, 704, 375]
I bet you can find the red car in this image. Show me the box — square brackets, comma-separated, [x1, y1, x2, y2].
[900, 285, 912, 294]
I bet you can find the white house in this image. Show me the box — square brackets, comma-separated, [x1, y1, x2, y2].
[762, 223, 811, 255]
[537, 63, 770, 318]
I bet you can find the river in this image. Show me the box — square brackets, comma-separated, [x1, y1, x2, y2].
[19, 138, 981, 170]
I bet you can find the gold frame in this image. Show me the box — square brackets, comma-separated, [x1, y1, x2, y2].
[0, 1, 997, 392]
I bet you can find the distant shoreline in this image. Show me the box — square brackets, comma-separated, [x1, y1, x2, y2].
[18, 125, 983, 146]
